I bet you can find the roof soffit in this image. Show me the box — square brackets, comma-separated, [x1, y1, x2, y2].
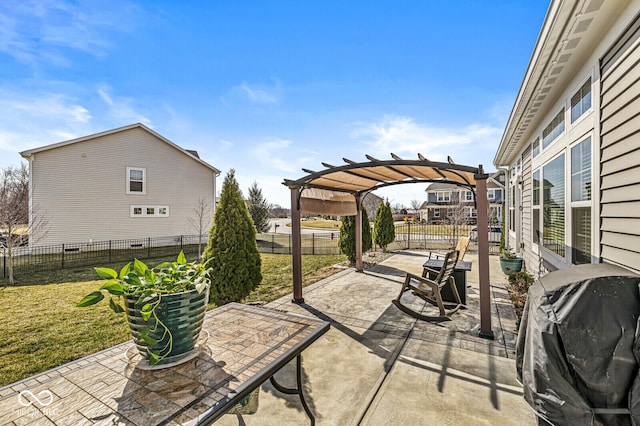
[495, 0, 623, 166]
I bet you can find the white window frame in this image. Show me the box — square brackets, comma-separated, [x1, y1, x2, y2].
[436, 191, 451, 202]
[433, 208, 440, 218]
[570, 136, 592, 265]
[127, 167, 146, 195]
[542, 108, 566, 149]
[464, 191, 474, 201]
[467, 207, 477, 218]
[130, 205, 170, 218]
[570, 77, 592, 124]
[487, 188, 496, 200]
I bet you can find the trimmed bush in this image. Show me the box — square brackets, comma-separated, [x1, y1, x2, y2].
[203, 170, 262, 305]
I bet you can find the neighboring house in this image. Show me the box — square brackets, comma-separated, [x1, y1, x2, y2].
[20, 123, 220, 247]
[418, 173, 504, 224]
[494, 0, 640, 275]
[362, 192, 384, 221]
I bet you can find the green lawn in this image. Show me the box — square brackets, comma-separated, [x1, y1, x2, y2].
[0, 253, 346, 387]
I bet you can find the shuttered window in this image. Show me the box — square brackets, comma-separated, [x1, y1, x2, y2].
[543, 155, 565, 257]
[570, 78, 592, 123]
[532, 170, 541, 244]
[542, 109, 565, 149]
[571, 137, 591, 202]
[571, 137, 591, 264]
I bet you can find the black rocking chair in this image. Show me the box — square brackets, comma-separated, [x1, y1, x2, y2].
[392, 249, 463, 321]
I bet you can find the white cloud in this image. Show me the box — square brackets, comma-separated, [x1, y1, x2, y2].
[97, 86, 152, 127]
[236, 81, 280, 105]
[0, 91, 96, 168]
[249, 137, 315, 173]
[350, 115, 501, 168]
[0, 0, 139, 67]
[219, 139, 233, 150]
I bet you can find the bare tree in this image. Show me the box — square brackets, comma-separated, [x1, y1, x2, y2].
[186, 197, 212, 258]
[445, 195, 471, 246]
[410, 199, 422, 213]
[0, 164, 48, 285]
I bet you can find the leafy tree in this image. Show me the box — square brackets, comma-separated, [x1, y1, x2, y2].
[339, 206, 372, 263]
[374, 201, 395, 252]
[247, 182, 270, 233]
[202, 170, 262, 305]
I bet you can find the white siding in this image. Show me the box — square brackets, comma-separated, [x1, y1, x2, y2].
[30, 127, 216, 245]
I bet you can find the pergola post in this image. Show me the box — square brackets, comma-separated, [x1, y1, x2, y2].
[475, 169, 493, 339]
[355, 194, 363, 272]
[290, 186, 304, 303]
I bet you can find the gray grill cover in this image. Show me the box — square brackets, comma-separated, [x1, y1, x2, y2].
[516, 263, 640, 425]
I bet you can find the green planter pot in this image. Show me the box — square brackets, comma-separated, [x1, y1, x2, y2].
[125, 287, 209, 365]
[500, 257, 524, 275]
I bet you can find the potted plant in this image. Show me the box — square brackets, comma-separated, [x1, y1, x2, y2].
[77, 251, 211, 366]
[499, 247, 524, 275]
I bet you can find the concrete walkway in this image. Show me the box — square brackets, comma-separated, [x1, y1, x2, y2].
[217, 251, 537, 425]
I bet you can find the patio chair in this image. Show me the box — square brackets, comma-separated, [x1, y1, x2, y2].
[427, 236, 470, 262]
[392, 249, 463, 321]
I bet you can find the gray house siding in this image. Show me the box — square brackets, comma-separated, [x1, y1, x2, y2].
[26, 125, 218, 246]
[599, 13, 640, 272]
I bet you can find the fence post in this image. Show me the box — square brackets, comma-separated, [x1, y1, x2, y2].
[406, 222, 411, 249]
[180, 235, 184, 251]
[61, 244, 65, 269]
[312, 233, 315, 255]
[109, 240, 112, 263]
[272, 234, 275, 254]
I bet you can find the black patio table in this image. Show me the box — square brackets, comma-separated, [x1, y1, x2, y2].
[422, 258, 472, 305]
[0, 303, 330, 425]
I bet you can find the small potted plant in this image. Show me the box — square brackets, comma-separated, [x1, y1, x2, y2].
[499, 247, 524, 275]
[77, 251, 211, 366]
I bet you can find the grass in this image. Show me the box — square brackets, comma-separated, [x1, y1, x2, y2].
[0, 253, 346, 387]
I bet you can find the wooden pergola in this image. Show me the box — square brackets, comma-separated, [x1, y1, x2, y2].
[283, 154, 495, 339]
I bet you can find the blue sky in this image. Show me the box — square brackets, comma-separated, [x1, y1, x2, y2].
[0, 0, 549, 207]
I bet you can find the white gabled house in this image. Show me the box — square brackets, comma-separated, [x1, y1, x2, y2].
[495, 0, 640, 275]
[20, 123, 220, 246]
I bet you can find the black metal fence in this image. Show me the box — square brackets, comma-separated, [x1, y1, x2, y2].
[1, 224, 500, 279]
[1, 235, 210, 279]
[384, 223, 501, 255]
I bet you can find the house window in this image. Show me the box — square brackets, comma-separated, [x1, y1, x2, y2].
[446, 209, 454, 217]
[532, 137, 540, 158]
[571, 137, 591, 264]
[543, 155, 565, 257]
[532, 170, 540, 244]
[542, 109, 565, 149]
[571, 78, 592, 123]
[571, 137, 591, 202]
[433, 208, 440, 218]
[130, 205, 169, 218]
[487, 189, 496, 200]
[464, 191, 474, 201]
[127, 167, 146, 194]
[436, 191, 451, 202]
[468, 207, 477, 218]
